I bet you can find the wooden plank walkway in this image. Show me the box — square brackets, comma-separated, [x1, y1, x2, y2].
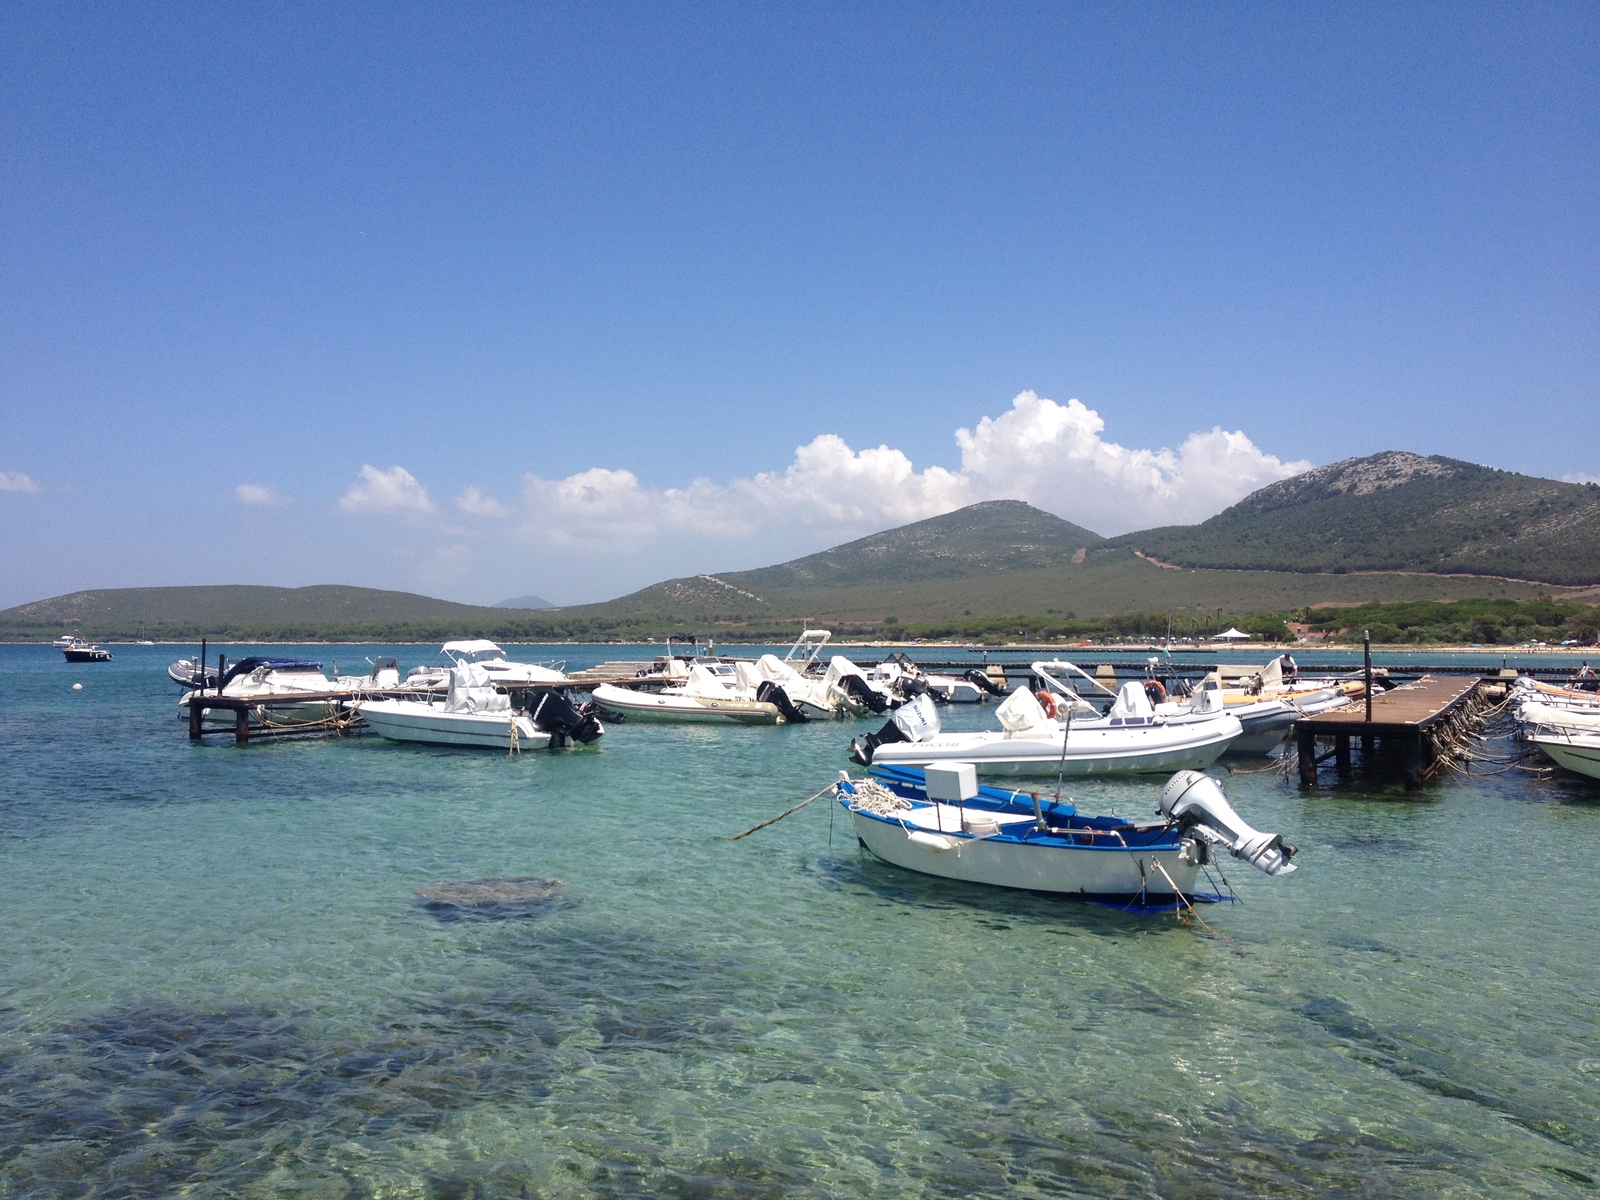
[1297, 675, 1480, 732]
[1294, 674, 1489, 788]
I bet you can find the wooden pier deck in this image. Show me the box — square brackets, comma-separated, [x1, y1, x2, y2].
[1294, 675, 1487, 788]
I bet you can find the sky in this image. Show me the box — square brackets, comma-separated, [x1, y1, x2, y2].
[1, 2, 1595, 609]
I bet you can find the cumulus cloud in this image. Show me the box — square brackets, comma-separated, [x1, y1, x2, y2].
[955, 392, 1310, 532]
[234, 482, 289, 506]
[471, 391, 1305, 548]
[339, 465, 435, 515]
[0, 470, 41, 493]
[455, 486, 512, 518]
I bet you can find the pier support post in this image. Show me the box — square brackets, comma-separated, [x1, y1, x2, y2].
[1403, 730, 1425, 790]
[1335, 733, 1351, 775]
[188, 701, 202, 742]
[1297, 726, 1318, 786]
[235, 707, 250, 746]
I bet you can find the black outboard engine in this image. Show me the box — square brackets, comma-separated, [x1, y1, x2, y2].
[756, 680, 809, 723]
[963, 668, 1005, 697]
[527, 688, 604, 746]
[849, 695, 939, 765]
[850, 719, 907, 766]
[837, 673, 889, 713]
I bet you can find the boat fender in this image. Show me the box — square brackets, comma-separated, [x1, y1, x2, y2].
[906, 830, 959, 852]
[1035, 690, 1061, 719]
[1144, 680, 1167, 705]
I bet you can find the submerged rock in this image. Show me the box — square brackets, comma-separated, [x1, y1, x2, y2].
[415, 876, 565, 912]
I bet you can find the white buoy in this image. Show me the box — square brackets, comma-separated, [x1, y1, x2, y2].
[72, 682, 84, 691]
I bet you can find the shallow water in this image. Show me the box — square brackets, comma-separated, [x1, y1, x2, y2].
[2, 643, 1597, 1198]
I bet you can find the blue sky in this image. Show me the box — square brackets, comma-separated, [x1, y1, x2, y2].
[2, 2, 1595, 608]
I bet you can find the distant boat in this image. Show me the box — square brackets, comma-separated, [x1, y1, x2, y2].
[62, 638, 112, 663]
[402, 640, 568, 689]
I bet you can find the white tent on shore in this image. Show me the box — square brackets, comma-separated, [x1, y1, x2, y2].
[1212, 627, 1251, 642]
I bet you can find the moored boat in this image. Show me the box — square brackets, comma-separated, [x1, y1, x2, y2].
[853, 684, 1243, 777]
[62, 638, 112, 663]
[359, 666, 602, 750]
[837, 763, 1295, 900]
[592, 662, 790, 724]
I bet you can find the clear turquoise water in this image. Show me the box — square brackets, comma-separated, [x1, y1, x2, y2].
[2, 643, 1597, 1198]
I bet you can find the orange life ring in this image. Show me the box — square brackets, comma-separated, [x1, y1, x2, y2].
[1144, 680, 1167, 704]
[1035, 690, 1061, 719]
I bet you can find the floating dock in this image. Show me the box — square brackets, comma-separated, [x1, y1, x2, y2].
[1293, 675, 1490, 789]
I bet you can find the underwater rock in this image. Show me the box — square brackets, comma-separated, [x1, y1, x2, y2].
[415, 876, 565, 912]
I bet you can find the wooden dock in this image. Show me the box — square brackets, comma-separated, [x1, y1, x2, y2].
[1294, 675, 1488, 788]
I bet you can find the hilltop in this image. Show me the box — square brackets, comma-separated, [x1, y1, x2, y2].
[1116, 452, 1600, 584]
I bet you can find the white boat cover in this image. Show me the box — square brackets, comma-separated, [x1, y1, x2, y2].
[996, 687, 1052, 736]
[1108, 681, 1155, 721]
[445, 665, 511, 714]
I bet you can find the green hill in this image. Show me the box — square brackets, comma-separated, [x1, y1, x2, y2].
[1114, 451, 1600, 584]
[0, 585, 512, 641]
[6, 455, 1598, 643]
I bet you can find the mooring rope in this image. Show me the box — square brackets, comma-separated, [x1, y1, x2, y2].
[723, 783, 840, 841]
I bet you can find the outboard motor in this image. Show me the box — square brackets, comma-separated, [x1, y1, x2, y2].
[836, 672, 890, 714]
[527, 688, 604, 745]
[850, 694, 940, 766]
[1158, 770, 1297, 876]
[756, 680, 809, 723]
[963, 668, 1006, 697]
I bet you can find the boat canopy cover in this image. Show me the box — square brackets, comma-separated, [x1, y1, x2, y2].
[445, 665, 511, 714]
[219, 657, 323, 688]
[1108, 681, 1155, 720]
[996, 687, 1051, 734]
[1212, 627, 1251, 641]
[442, 639, 503, 657]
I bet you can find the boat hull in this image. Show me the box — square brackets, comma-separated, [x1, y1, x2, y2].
[869, 718, 1241, 777]
[1532, 735, 1600, 780]
[358, 701, 551, 750]
[848, 806, 1201, 898]
[63, 648, 111, 662]
[591, 684, 782, 725]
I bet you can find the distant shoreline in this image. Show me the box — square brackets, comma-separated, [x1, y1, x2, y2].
[5, 639, 1595, 655]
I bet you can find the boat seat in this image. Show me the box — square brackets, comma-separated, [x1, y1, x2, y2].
[897, 802, 1034, 832]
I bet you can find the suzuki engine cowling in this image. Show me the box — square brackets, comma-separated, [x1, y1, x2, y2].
[1159, 770, 1297, 876]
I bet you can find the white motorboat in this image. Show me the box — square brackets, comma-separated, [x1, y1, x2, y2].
[359, 666, 603, 750]
[853, 683, 1242, 777]
[751, 631, 884, 718]
[1525, 729, 1600, 781]
[593, 662, 790, 724]
[402, 640, 568, 689]
[178, 656, 400, 726]
[923, 672, 989, 704]
[838, 763, 1295, 900]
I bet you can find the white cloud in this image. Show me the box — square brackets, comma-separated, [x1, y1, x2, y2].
[955, 392, 1310, 533]
[482, 391, 1306, 549]
[455, 486, 511, 518]
[0, 470, 41, 493]
[1563, 472, 1600, 485]
[234, 482, 289, 506]
[339, 465, 435, 515]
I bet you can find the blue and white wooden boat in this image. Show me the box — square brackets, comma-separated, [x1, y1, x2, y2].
[837, 764, 1296, 902]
